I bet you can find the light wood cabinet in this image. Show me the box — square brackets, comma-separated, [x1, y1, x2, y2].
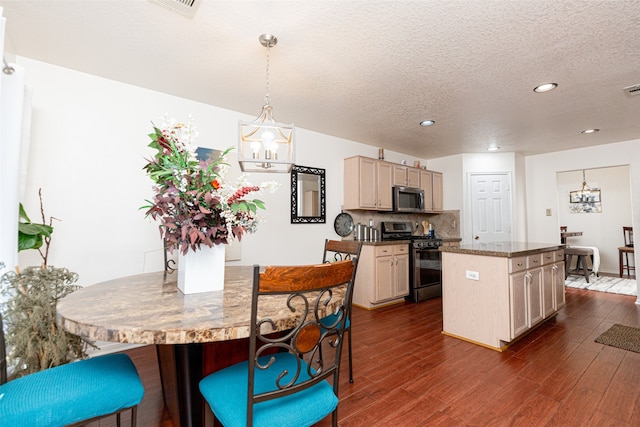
[393, 165, 420, 187]
[344, 156, 442, 212]
[353, 244, 409, 309]
[419, 169, 443, 212]
[419, 170, 433, 211]
[442, 245, 564, 350]
[343, 156, 392, 210]
[432, 171, 443, 212]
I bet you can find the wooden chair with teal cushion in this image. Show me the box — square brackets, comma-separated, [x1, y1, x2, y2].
[321, 239, 362, 383]
[0, 313, 144, 427]
[199, 260, 356, 427]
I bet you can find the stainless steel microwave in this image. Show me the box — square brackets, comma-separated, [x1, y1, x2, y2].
[392, 186, 425, 213]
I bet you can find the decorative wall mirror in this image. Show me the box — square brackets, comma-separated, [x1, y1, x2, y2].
[291, 165, 325, 223]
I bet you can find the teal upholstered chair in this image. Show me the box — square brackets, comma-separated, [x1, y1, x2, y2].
[321, 239, 362, 383]
[199, 260, 356, 427]
[0, 313, 144, 427]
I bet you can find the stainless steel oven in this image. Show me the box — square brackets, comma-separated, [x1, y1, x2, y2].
[408, 237, 442, 302]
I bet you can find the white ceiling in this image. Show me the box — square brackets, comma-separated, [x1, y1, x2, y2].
[2, 0, 639, 159]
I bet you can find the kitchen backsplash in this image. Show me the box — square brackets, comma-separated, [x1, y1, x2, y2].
[345, 210, 460, 239]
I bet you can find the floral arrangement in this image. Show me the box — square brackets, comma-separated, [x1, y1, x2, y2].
[142, 116, 277, 255]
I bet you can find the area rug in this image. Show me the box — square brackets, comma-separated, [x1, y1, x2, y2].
[595, 324, 640, 353]
[565, 275, 637, 296]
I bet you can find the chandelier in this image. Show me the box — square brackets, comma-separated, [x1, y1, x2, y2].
[238, 34, 295, 173]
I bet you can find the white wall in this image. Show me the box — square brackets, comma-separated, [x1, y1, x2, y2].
[429, 152, 525, 244]
[526, 143, 639, 283]
[16, 57, 423, 286]
[430, 145, 639, 279]
[556, 166, 631, 274]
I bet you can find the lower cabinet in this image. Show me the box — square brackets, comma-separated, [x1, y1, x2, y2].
[509, 251, 563, 340]
[442, 247, 565, 350]
[509, 268, 543, 340]
[353, 244, 409, 309]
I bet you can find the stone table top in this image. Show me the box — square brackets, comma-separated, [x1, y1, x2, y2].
[56, 266, 343, 345]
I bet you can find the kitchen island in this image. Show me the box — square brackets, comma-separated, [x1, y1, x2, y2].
[440, 242, 565, 351]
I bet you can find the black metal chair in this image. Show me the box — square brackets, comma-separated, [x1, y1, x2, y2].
[0, 312, 144, 426]
[199, 260, 356, 427]
[322, 239, 362, 383]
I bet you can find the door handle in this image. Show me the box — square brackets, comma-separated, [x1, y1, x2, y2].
[474, 235, 479, 240]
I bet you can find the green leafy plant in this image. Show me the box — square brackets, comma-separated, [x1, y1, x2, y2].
[142, 116, 278, 255]
[17, 189, 55, 267]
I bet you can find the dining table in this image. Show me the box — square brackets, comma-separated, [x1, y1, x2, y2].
[56, 266, 342, 427]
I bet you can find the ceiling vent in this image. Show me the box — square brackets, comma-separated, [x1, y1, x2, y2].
[149, 0, 199, 17]
[623, 84, 640, 97]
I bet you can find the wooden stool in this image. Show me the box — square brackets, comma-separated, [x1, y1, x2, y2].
[618, 246, 635, 278]
[565, 247, 594, 283]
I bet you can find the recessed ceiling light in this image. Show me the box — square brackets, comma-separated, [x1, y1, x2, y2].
[487, 145, 500, 151]
[533, 83, 558, 93]
[419, 120, 435, 127]
[581, 128, 600, 134]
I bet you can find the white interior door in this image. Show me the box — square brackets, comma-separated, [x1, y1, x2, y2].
[470, 173, 512, 243]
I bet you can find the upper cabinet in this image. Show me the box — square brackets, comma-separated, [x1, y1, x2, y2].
[344, 156, 443, 212]
[432, 172, 443, 212]
[420, 170, 433, 211]
[393, 165, 420, 187]
[344, 156, 393, 211]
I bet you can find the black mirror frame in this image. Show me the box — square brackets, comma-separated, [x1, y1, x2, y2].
[291, 165, 326, 224]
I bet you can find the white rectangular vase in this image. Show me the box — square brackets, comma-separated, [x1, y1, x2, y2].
[178, 244, 226, 294]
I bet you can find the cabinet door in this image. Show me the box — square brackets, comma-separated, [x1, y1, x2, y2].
[528, 268, 543, 326]
[393, 165, 407, 186]
[377, 162, 393, 210]
[432, 172, 443, 211]
[395, 253, 409, 297]
[509, 271, 528, 338]
[374, 255, 395, 302]
[542, 264, 555, 318]
[553, 262, 566, 310]
[420, 170, 433, 211]
[359, 157, 378, 208]
[407, 168, 421, 187]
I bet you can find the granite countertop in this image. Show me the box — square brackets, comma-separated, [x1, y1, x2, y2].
[360, 240, 409, 246]
[57, 266, 345, 345]
[354, 236, 460, 246]
[439, 241, 563, 258]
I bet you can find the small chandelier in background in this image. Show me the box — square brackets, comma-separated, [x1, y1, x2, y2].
[238, 34, 295, 173]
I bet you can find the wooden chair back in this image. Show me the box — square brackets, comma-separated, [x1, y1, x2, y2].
[623, 226, 634, 247]
[322, 239, 362, 264]
[246, 260, 356, 425]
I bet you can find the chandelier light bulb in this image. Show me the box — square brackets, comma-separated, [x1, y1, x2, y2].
[251, 140, 261, 153]
[261, 131, 275, 150]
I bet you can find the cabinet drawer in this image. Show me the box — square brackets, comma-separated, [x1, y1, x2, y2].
[527, 254, 543, 269]
[375, 246, 394, 257]
[394, 245, 409, 255]
[510, 256, 527, 273]
[541, 251, 555, 265]
[554, 250, 565, 262]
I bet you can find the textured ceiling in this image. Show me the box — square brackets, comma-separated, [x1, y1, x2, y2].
[2, 0, 639, 159]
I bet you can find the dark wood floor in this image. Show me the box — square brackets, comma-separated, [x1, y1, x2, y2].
[93, 286, 640, 426]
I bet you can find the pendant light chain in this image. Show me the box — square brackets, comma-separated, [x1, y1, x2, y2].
[264, 42, 271, 107]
